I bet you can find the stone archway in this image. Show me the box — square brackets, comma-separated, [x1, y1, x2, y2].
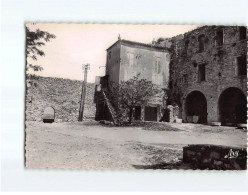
[43, 106, 55, 123]
[218, 87, 246, 125]
[184, 91, 207, 124]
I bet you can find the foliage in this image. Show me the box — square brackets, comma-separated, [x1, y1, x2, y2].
[156, 37, 166, 45]
[26, 26, 56, 72]
[108, 75, 162, 125]
[26, 25, 56, 88]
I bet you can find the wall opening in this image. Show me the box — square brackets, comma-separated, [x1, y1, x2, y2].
[134, 106, 141, 120]
[43, 107, 55, 123]
[185, 91, 207, 124]
[95, 101, 111, 121]
[218, 87, 247, 125]
[198, 35, 205, 52]
[144, 106, 157, 121]
[216, 30, 224, 46]
[239, 26, 247, 40]
[198, 63, 206, 82]
[237, 56, 247, 76]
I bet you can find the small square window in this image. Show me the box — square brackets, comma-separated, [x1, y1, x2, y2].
[239, 27, 247, 40]
[237, 56, 247, 76]
[198, 64, 206, 82]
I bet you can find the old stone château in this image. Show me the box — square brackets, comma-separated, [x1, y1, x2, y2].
[160, 26, 247, 125]
[95, 26, 247, 126]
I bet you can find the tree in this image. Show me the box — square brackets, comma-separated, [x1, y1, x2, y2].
[25, 24, 56, 104]
[26, 25, 56, 73]
[156, 37, 166, 45]
[108, 75, 162, 125]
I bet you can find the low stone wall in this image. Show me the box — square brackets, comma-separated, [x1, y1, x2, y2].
[183, 144, 247, 170]
[25, 76, 96, 122]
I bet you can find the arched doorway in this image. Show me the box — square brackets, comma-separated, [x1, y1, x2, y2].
[43, 107, 55, 123]
[218, 87, 246, 125]
[185, 91, 207, 124]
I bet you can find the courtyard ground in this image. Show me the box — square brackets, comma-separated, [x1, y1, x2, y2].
[25, 120, 247, 169]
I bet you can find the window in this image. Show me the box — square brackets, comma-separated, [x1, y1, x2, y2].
[239, 27, 247, 40]
[127, 53, 134, 68]
[198, 64, 206, 82]
[198, 35, 205, 52]
[155, 58, 161, 73]
[185, 40, 189, 55]
[237, 56, 247, 76]
[134, 106, 141, 120]
[216, 30, 224, 46]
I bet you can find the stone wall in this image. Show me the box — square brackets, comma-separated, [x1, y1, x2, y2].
[25, 76, 96, 122]
[183, 144, 247, 170]
[158, 26, 247, 124]
[119, 42, 170, 88]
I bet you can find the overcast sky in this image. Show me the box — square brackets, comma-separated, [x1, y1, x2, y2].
[27, 24, 198, 83]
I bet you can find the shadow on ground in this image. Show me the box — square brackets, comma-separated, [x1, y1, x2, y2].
[131, 122, 182, 131]
[133, 161, 191, 170]
[132, 161, 241, 170]
[95, 121, 182, 131]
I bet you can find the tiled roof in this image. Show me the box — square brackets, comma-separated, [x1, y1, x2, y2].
[106, 39, 168, 51]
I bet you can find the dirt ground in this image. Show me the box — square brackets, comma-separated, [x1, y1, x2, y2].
[25, 120, 247, 169]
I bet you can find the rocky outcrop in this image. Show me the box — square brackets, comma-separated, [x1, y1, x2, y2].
[25, 76, 96, 122]
[183, 144, 247, 170]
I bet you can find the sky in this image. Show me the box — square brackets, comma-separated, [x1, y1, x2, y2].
[27, 24, 198, 83]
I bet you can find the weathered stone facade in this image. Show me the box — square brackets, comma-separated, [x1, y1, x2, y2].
[159, 26, 247, 124]
[95, 26, 247, 125]
[106, 39, 170, 88]
[96, 39, 170, 122]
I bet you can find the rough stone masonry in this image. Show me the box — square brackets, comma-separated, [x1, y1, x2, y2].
[158, 26, 247, 125]
[25, 76, 96, 122]
[183, 144, 247, 170]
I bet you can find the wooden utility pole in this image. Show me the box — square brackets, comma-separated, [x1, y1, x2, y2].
[78, 64, 90, 122]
